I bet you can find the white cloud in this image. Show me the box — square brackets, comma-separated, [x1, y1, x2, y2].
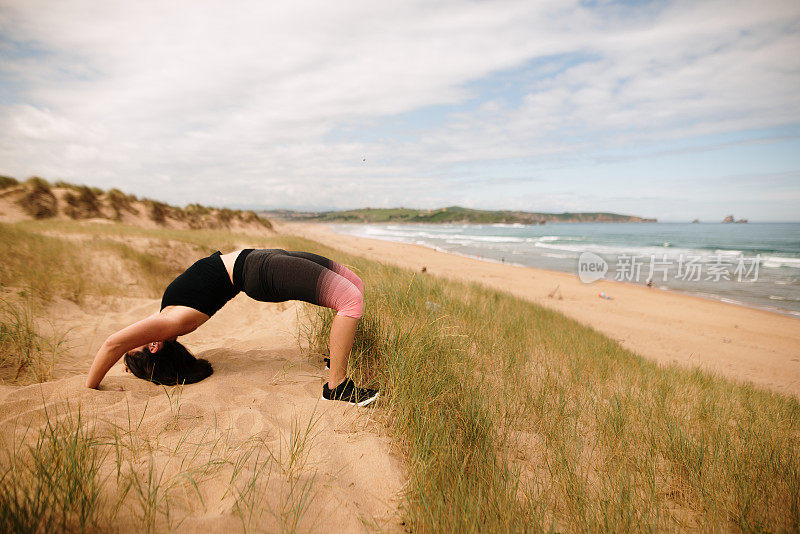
[0, 0, 798, 213]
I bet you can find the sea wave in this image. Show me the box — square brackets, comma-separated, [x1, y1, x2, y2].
[366, 228, 529, 244]
[532, 241, 699, 259]
[542, 252, 572, 259]
[763, 257, 800, 269]
[528, 242, 799, 270]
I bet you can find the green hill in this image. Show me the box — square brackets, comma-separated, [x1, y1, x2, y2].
[263, 206, 656, 224]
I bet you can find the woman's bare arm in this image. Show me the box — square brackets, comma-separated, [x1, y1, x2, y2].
[85, 308, 207, 389]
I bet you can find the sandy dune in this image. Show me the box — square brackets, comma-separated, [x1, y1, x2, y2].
[0, 292, 405, 531]
[283, 222, 800, 399]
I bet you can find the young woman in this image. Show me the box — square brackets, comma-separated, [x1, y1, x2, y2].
[85, 248, 379, 406]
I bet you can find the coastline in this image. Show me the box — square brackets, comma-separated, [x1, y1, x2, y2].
[325, 221, 800, 319]
[333, 225, 800, 319]
[280, 221, 800, 399]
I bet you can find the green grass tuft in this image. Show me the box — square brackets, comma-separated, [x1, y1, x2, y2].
[0, 407, 108, 533]
[0, 297, 66, 383]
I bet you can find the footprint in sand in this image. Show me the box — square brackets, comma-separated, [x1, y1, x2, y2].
[235, 409, 265, 435]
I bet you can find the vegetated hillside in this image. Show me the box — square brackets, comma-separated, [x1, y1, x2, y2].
[0, 175, 272, 231]
[264, 205, 657, 224]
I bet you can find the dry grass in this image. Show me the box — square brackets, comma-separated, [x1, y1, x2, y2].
[0, 220, 274, 303]
[0, 407, 107, 533]
[3, 175, 274, 231]
[0, 223, 167, 303]
[0, 176, 19, 189]
[0, 224, 93, 303]
[299, 239, 800, 532]
[0, 391, 322, 532]
[63, 186, 103, 219]
[17, 180, 57, 219]
[107, 188, 138, 221]
[0, 297, 67, 383]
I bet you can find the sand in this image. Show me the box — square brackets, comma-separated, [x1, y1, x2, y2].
[0, 293, 405, 531]
[282, 222, 800, 399]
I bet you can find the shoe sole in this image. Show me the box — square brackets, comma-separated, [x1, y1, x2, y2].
[320, 391, 380, 407]
[357, 391, 379, 407]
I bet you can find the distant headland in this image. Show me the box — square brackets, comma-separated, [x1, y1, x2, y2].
[259, 206, 657, 224]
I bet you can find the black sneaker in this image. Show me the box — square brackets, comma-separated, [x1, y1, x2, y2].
[322, 378, 379, 407]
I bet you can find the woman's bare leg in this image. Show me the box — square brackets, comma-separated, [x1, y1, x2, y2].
[328, 314, 358, 388]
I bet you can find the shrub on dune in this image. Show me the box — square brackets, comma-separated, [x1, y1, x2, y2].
[0, 176, 19, 189]
[107, 188, 138, 221]
[216, 208, 235, 227]
[54, 180, 81, 190]
[143, 199, 170, 225]
[240, 210, 273, 229]
[64, 186, 103, 220]
[18, 179, 57, 219]
[24, 176, 51, 189]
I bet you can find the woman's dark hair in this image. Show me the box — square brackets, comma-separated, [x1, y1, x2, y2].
[124, 340, 212, 385]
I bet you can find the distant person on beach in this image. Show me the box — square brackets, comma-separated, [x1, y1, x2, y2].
[85, 249, 379, 406]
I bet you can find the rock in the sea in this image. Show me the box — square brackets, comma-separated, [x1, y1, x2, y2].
[722, 215, 748, 223]
[691, 219, 700, 223]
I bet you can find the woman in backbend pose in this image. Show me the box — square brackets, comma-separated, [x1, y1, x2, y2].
[85, 248, 379, 406]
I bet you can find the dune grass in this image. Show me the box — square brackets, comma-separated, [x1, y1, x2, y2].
[232, 408, 321, 533]
[5, 175, 272, 229]
[15, 217, 272, 245]
[0, 224, 98, 303]
[0, 393, 321, 532]
[0, 222, 166, 303]
[298, 239, 800, 532]
[0, 297, 67, 383]
[1, 220, 278, 303]
[0, 407, 107, 533]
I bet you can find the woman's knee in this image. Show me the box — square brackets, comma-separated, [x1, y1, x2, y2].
[331, 263, 363, 295]
[335, 282, 363, 319]
[349, 272, 364, 295]
[318, 270, 364, 318]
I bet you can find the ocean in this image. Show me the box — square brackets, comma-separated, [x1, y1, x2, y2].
[330, 222, 800, 318]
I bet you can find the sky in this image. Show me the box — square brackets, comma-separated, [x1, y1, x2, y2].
[0, 0, 799, 221]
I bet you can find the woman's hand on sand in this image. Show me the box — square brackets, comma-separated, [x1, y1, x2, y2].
[87, 383, 125, 391]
